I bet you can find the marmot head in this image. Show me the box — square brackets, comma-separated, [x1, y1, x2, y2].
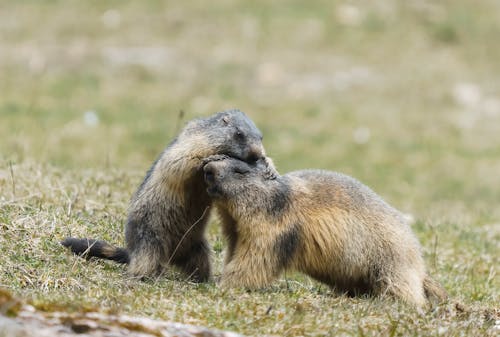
[203, 156, 278, 201]
[187, 109, 265, 164]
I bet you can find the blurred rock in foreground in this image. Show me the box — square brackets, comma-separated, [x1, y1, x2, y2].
[0, 289, 243, 337]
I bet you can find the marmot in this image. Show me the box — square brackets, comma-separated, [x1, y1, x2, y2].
[62, 110, 265, 282]
[202, 156, 447, 306]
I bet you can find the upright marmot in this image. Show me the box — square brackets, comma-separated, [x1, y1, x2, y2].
[62, 110, 265, 282]
[203, 156, 447, 306]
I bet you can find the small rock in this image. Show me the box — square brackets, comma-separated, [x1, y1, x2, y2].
[101, 9, 121, 29]
[83, 111, 99, 127]
[256, 62, 284, 86]
[482, 98, 500, 117]
[452, 82, 481, 108]
[336, 4, 364, 26]
[28, 52, 46, 74]
[353, 126, 371, 144]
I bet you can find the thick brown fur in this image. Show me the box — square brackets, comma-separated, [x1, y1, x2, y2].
[62, 110, 266, 282]
[203, 156, 448, 306]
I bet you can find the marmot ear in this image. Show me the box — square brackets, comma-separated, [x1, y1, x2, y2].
[222, 115, 230, 124]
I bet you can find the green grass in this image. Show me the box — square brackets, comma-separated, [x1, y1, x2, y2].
[1, 0, 499, 336]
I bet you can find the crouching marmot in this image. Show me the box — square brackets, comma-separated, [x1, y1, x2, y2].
[202, 156, 447, 306]
[62, 110, 266, 282]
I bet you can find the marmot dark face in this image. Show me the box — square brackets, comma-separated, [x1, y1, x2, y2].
[203, 157, 279, 206]
[191, 109, 264, 163]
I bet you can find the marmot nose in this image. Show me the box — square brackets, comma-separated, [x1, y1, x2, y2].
[247, 144, 264, 163]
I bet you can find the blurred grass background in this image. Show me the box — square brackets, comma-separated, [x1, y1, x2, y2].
[0, 0, 499, 335]
[2, 0, 500, 218]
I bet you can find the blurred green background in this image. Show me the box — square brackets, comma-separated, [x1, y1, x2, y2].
[1, 0, 500, 235]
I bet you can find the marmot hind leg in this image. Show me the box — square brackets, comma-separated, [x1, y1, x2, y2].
[127, 241, 164, 278]
[380, 270, 427, 307]
[171, 239, 212, 282]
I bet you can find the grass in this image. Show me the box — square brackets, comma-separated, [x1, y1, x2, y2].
[0, 0, 499, 336]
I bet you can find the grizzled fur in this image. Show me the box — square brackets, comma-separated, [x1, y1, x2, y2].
[62, 109, 265, 282]
[203, 156, 447, 306]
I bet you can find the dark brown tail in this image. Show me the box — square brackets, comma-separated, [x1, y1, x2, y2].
[61, 237, 130, 264]
[423, 275, 448, 303]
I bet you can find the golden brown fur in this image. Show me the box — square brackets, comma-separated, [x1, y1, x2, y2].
[62, 110, 266, 282]
[203, 156, 447, 306]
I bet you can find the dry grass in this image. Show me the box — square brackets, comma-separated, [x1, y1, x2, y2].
[1, 0, 499, 336]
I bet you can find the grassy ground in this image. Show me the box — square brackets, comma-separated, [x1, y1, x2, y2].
[1, 0, 499, 336]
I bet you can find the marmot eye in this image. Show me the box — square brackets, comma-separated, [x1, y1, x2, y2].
[234, 130, 245, 140]
[247, 154, 259, 163]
